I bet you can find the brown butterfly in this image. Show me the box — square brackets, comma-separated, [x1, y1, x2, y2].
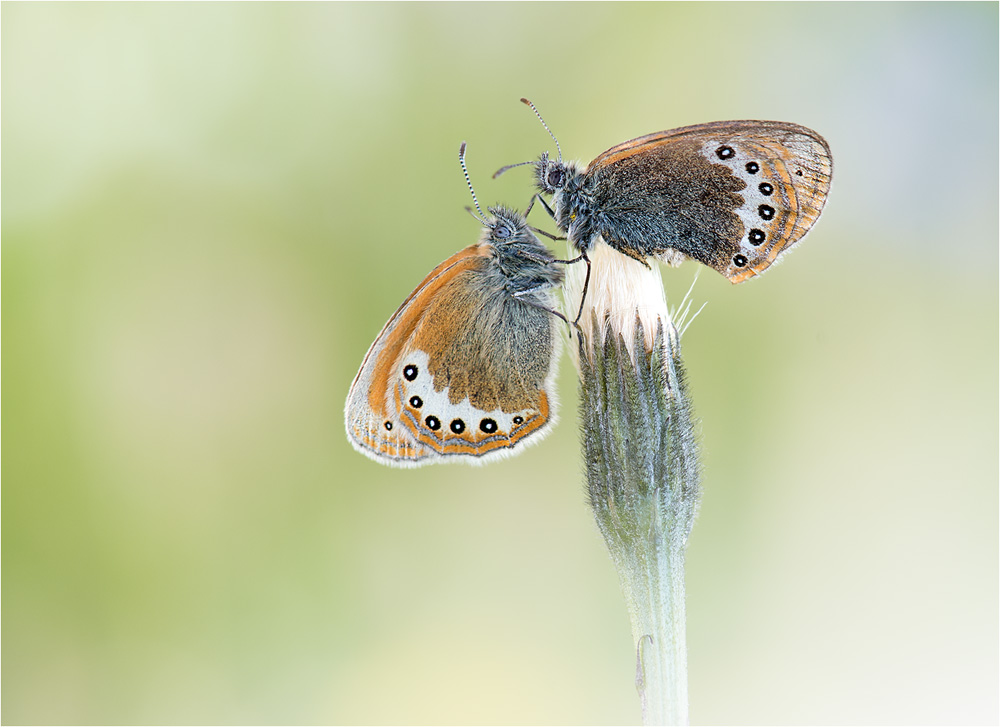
[497, 99, 833, 283]
[345, 144, 565, 467]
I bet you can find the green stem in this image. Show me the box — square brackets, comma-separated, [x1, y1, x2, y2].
[579, 317, 701, 726]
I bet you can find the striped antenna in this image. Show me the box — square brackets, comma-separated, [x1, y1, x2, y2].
[459, 142, 487, 224]
[492, 158, 536, 180]
[521, 98, 562, 163]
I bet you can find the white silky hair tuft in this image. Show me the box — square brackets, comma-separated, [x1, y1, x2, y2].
[564, 239, 678, 366]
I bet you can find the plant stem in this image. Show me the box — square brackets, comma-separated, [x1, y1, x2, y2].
[570, 246, 701, 725]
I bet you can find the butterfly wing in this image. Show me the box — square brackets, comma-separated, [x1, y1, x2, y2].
[345, 246, 480, 466]
[587, 121, 832, 282]
[345, 244, 560, 467]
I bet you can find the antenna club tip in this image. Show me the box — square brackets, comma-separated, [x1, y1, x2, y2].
[520, 97, 531, 106]
[459, 141, 467, 153]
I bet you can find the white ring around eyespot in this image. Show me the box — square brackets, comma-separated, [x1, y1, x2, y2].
[397, 350, 537, 438]
[699, 141, 780, 253]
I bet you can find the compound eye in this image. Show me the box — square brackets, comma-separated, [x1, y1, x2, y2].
[547, 168, 565, 188]
[493, 223, 511, 239]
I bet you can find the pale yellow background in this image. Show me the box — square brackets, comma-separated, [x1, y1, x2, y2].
[4, 2, 997, 724]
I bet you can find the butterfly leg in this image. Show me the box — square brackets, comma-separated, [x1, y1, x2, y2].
[512, 280, 561, 299]
[515, 248, 564, 267]
[529, 225, 566, 242]
[512, 285, 580, 337]
[572, 251, 591, 326]
[551, 252, 587, 265]
[613, 242, 652, 269]
[525, 193, 557, 222]
[541, 251, 592, 327]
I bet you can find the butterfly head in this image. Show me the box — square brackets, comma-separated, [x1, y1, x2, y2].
[483, 205, 563, 290]
[534, 151, 583, 197]
[484, 205, 531, 246]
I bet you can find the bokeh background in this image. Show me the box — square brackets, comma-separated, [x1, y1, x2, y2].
[4, 3, 997, 724]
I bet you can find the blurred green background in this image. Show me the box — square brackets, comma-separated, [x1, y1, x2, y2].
[3, 2, 997, 724]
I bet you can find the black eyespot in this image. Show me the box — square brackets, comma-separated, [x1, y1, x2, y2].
[547, 168, 565, 188]
[745, 161, 760, 174]
[716, 145, 735, 160]
[403, 364, 418, 381]
[795, 169, 803, 176]
[493, 223, 511, 239]
[758, 182, 774, 196]
[748, 229, 766, 245]
[758, 204, 775, 221]
[479, 418, 498, 434]
[449, 419, 465, 434]
[512, 416, 524, 426]
[733, 254, 748, 267]
[424, 415, 441, 431]
[384, 421, 393, 431]
[409, 396, 422, 408]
